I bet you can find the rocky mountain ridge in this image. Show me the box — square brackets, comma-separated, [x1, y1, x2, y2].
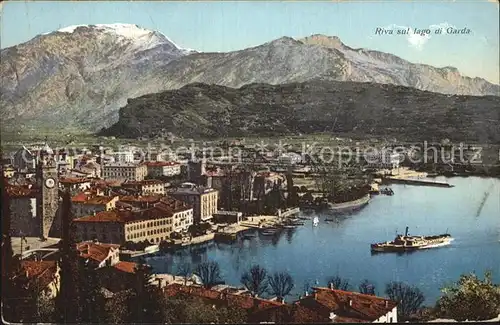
[1, 25, 498, 131]
[101, 81, 500, 143]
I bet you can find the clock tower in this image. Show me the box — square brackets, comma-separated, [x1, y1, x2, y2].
[36, 153, 60, 239]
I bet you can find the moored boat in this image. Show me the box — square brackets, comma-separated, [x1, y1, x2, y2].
[327, 194, 370, 213]
[260, 227, 280, 236]
[312, 217, 319, 227]
[371, 227, 453, 253]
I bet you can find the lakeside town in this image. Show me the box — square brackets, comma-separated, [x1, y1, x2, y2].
[2, 137, 500, 323]
[1, 1, 499, 323]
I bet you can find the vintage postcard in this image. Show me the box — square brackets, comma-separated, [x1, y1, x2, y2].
[1, 0, 499, 324]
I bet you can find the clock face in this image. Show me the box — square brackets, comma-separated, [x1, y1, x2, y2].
[45, 178, 55, 189]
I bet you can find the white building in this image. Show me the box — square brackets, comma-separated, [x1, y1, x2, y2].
[102, 162, 147, 181]
[113, 151, 134, 163]
[278, 152, 303, 165]
[364, 148, 402, 169]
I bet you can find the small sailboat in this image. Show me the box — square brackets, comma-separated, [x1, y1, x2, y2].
[312, 216, 319, 227]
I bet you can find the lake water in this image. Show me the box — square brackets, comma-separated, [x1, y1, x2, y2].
[144, 176, 500, 305]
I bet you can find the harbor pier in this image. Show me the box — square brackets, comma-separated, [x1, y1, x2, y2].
[383, 177, 453, 188]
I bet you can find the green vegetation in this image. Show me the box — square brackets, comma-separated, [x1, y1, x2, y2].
[435, 270, 500, 321]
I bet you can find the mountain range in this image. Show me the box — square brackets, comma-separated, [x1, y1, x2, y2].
[1, 23, 499, 132]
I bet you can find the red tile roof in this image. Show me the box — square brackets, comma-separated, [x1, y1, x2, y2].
[74, 210, 135, 223]
[164, 283, 282, 312]
[73, 205, 176, 223]
[251, 287, 397, 324]
[83, 196, 117, 205]
[122, 179, 165, 186]
[113, 261, 138, 274]
[119, 195, 162, 203]
[77, 242, 119, 263]
[60, 177, 91, 184]
[19, 260, 58, 292]
[72, 193, 117, 205]
[71, 192, 90, 203]
[301, 287, 397, 322]
[6, 184, 38, 198]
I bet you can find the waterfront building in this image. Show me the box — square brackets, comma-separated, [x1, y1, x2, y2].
[212, 210, 243, 224]
[102, 162, 147, 181]
[71, 193, 119, 218]
[364, 148, 401, 170]
[77, 241, 120, 269]
[170, 182, 218, 224]
[121, 179, 166, 195]
[74, 197, 193, 244]
[144, 161, 181, 177]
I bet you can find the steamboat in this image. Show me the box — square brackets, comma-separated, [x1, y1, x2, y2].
[371, 227, 453, 253]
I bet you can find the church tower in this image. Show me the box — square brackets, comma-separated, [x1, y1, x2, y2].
[36, 147, 59, 239]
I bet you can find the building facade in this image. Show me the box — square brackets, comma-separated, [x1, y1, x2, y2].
[7, 185, 40, 237]
[74, 200, 193, 244]
[364, 149, 402, 170]
[71, 194, 119, 218]
[36, 156, 60, 238]
[12, 146, 36, 171]
[144, 161, 181, 178]
[102, 163, 147, 181]
[170, 183, 218, 224]
[122, 179, 166, 195]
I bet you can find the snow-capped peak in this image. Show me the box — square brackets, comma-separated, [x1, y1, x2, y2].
[59, 23, 152, 38]
[56, 23, 194, 53]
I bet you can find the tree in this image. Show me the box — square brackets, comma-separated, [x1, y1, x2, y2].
[268, 271, 294, 303]
[55, 189, 84, 323]
[176, 262, 192, 285]
[215, 305, 248, 323]
[105, 290, 133, 324]
[435, 271, 500, 321]
[1, 173, 22, 322]
[128, 263, 169, 323]
[327, 275, 351, 291]
[385, 281, 425, 320]
[359, 279, 376, 295]
[240, 264, 269, 297]
[194, 261, 224, 289]
[79, 258, 107, 323]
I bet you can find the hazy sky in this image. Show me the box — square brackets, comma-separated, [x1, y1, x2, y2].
[1, 1, 499, 84]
